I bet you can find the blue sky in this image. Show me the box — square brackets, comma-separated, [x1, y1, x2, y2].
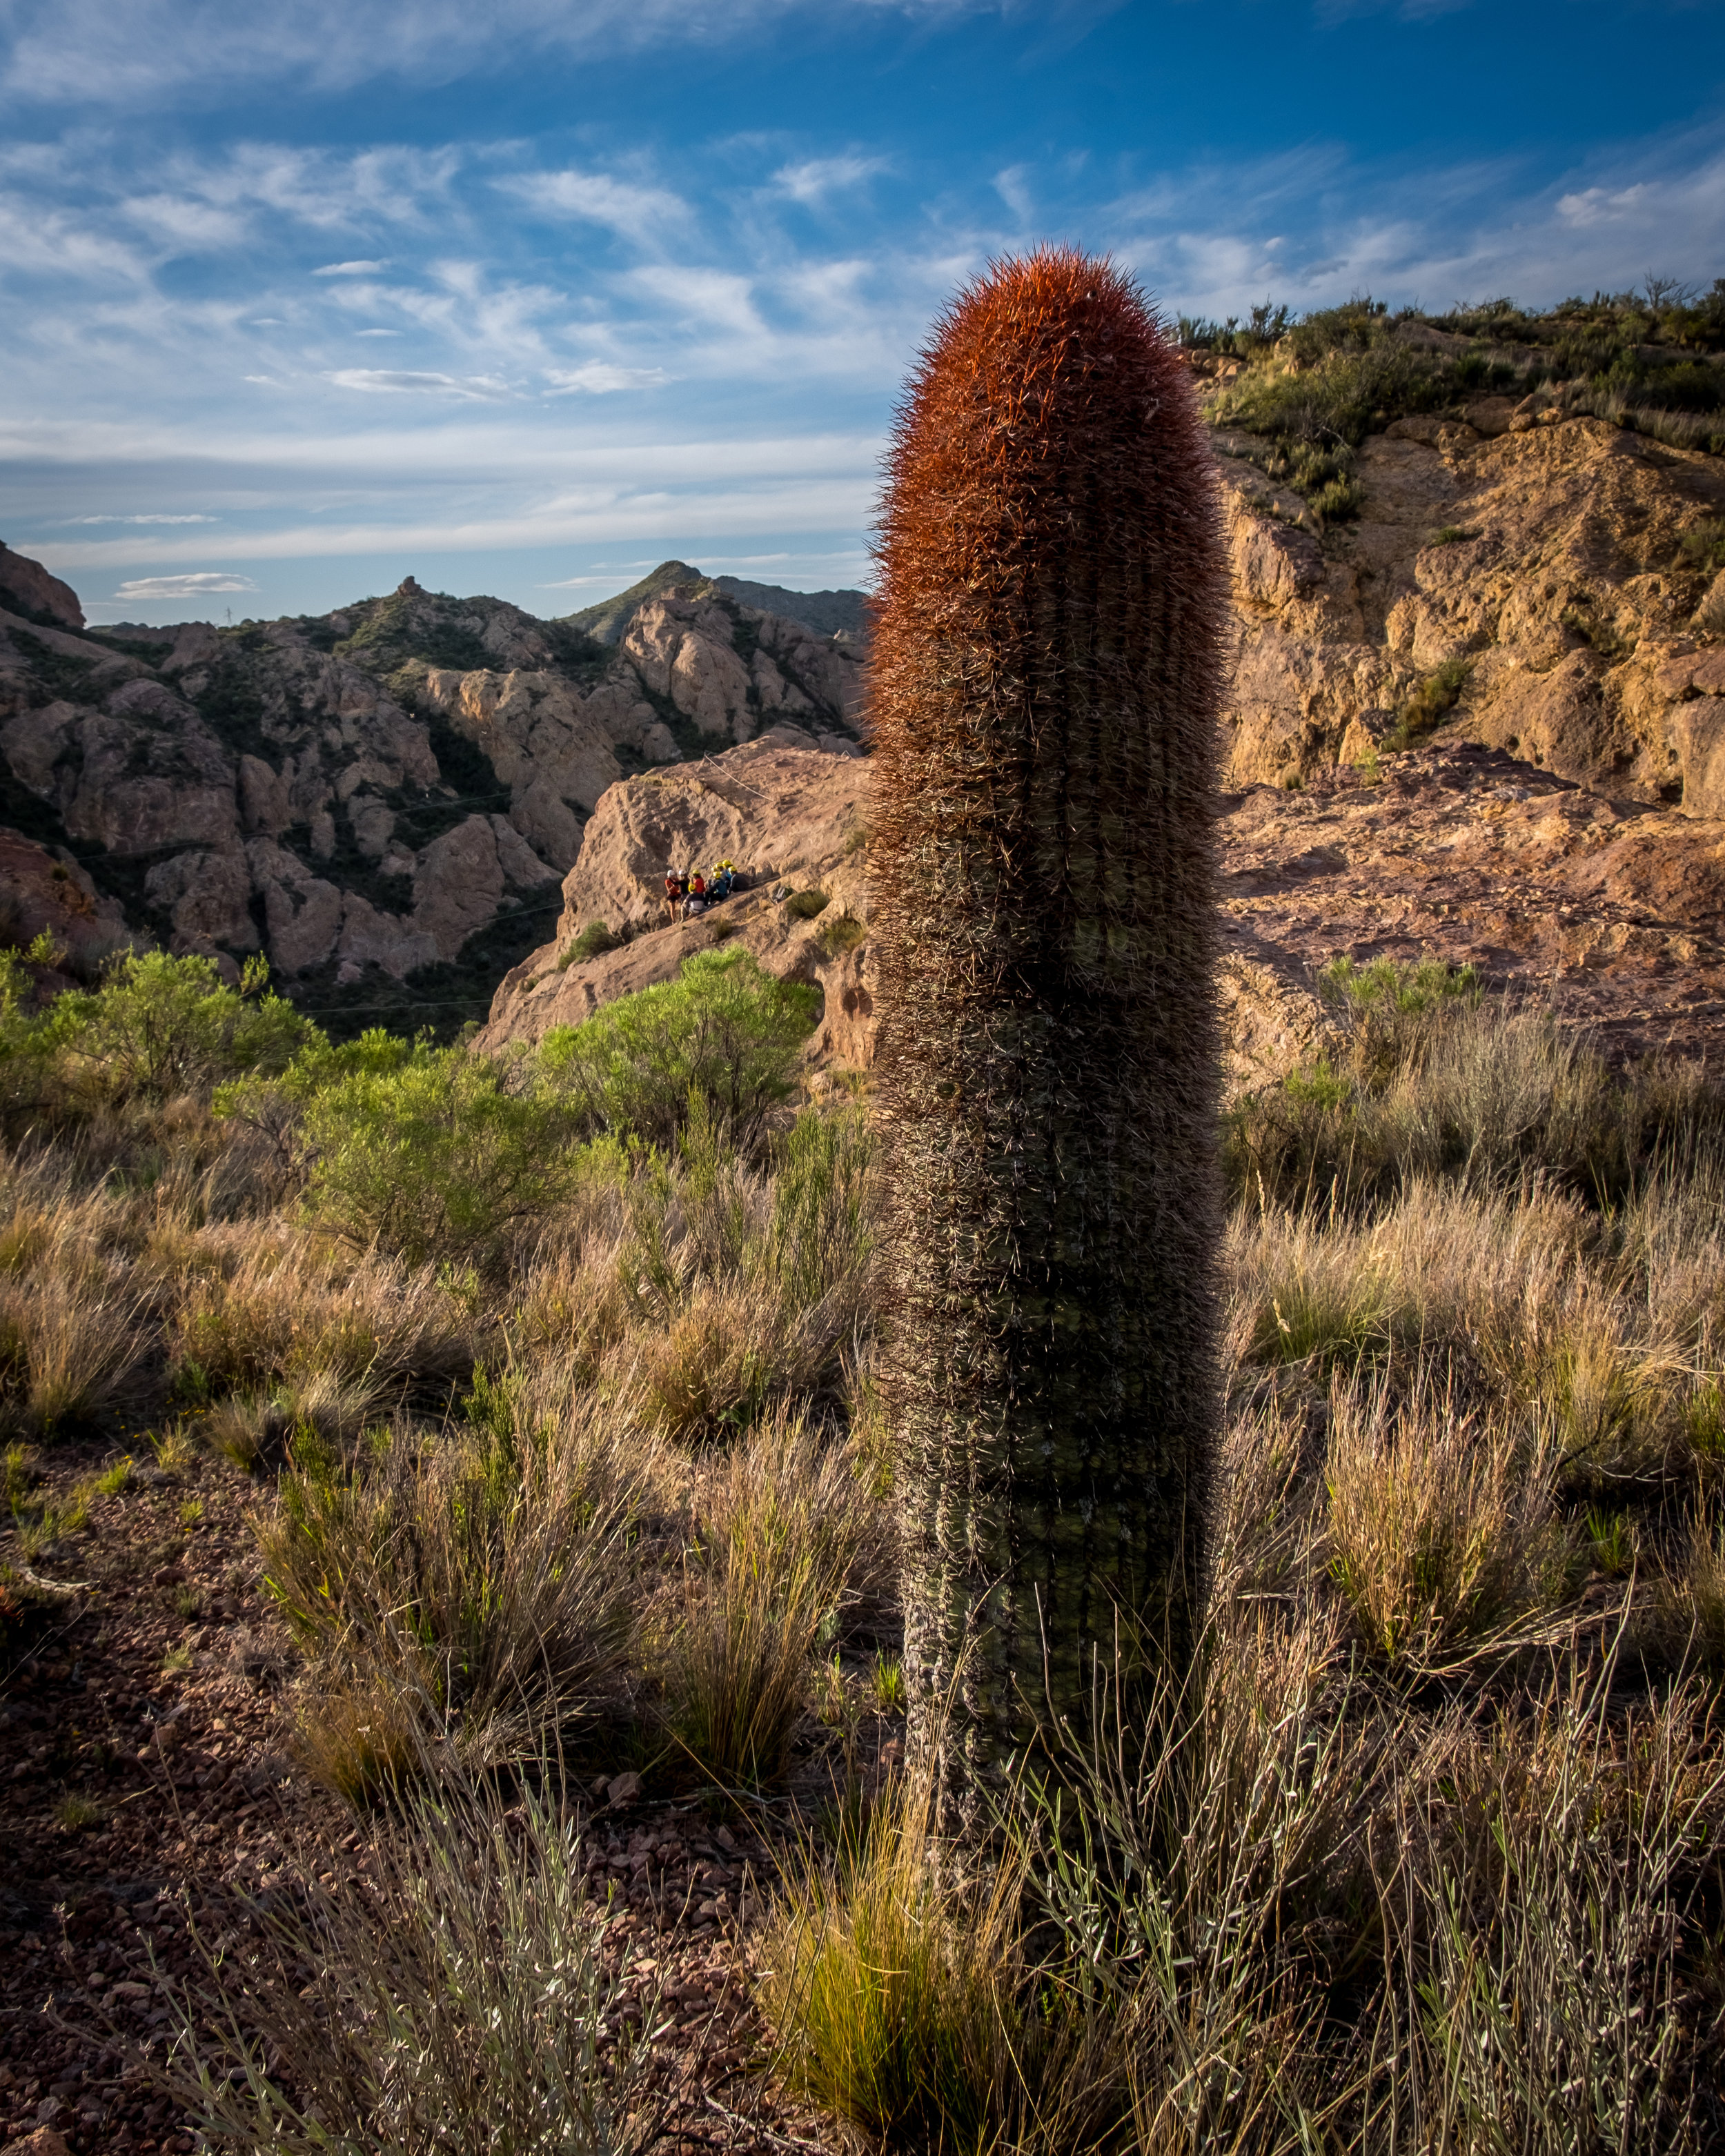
[1, 0, 1722, 626]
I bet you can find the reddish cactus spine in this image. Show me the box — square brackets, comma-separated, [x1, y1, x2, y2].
[869, 248, 1227, 1821]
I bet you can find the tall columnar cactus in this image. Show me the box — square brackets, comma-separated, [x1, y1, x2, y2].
[870, 248, 1227, 1823]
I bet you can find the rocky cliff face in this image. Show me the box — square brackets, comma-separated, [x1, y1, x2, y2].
[482, 731, 1725, 1096]
[475, 736, 873, 1071]
[0, 562, 863, 1033]
[1214, 398, 1725, 807]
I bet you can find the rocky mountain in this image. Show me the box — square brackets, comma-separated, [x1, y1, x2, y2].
[564, 560, 870, 647]
[0, 560, 865, 1034]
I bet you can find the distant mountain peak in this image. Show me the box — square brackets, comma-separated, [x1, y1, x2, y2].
[562, 561, 869, 647]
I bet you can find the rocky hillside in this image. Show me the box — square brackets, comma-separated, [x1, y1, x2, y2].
[482, 731, 1725, 1095]
[0, 556, 864, 1035]
[1196, 293, 1725, 804]
[485, 292, 1725, 1085]
[10, 283, 1725, 1049]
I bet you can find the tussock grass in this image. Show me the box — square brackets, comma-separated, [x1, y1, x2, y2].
[148, 1774, 662, 2156]
[1228, 982, 1722, 1212]
[760, 1774, 1045, 2146]
[663, 1409, 887, 1788]
[0, 1268, 144, 1436]
[1323, 1378, 1570, 1665]
[257, 1366, 658, 1781]
[170, 1227, 477, 1398]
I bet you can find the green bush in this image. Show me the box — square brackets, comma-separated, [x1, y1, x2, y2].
[539, 947, 819, 1148]
[224, 1030, 586, 1266]
[559, 920, 620, 970]
[0, 937, 62, 1129]
[50, 951, 316, 1108]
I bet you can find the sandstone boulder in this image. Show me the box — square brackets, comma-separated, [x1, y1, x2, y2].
[0, 543, 83, 630]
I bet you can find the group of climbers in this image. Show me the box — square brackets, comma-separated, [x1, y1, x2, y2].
[662, 858, 740, 922]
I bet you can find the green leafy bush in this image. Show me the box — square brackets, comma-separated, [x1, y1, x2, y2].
[558, 920, 621, 970]
[224, 1030, 586, 1265]
[540, 947, 818, 1148]
[51, 951, 315, 1109]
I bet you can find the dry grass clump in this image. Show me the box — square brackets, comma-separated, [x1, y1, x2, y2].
[759, 1776, 1048, 2147]
[170, 1225, 477, 1399]
[149, 1774, 662, 2156]
[661, 1409, 891, 1788]
[1323, 1378, 1570, 1665]
[201, 1367, 381, 1473]
[257, 1365, 660, 1782]
[0, 1267, 144, 1434]
[1228, 978, 1723, 1212]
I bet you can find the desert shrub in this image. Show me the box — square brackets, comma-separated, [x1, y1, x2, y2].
[782, 888, 829, 920]
[150, 1776, 661, 2156]
[50, 951, 316, 1109]
[257, 1366, 656, 1773]
[559, 920, 620, 969]
[278, 1033, 587, 1265]
[540, 947, 819, 1149]
[1212, 340, 1450, 455]
[0, 936, 70, 1129]
[1383, 654, 1472, 749]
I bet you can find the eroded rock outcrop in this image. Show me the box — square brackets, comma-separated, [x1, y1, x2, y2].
[474, 734, 872, 1067]
[482, 733, 1725, 1087]
[0, 544, 83, 631]
[1218, 411, 1725, 810]
[0, 557, 864, 1020]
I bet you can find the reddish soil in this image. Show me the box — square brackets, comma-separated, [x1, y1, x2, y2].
[1219, 741, 1725, 1068]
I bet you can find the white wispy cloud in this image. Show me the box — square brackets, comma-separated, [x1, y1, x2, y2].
[324, 366, 511, 396]
[544, 362, 670, 392]
[502, 168, 689, 248]
[66, 513, 219, 524]
[5, 88, 1722, 623]
[114, 571, 259, 597]
[2, 0, 976, 104]
[771, 154, 889, 204]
